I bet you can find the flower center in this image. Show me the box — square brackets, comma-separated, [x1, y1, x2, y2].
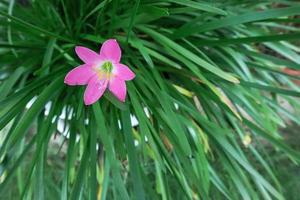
[102, 61, 113, 73]
[94, 61, 114, 80]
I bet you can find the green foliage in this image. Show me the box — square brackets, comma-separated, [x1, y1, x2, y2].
[0, 0, 300, 199]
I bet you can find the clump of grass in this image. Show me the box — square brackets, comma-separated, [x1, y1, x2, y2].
[0, 0, 300, 199]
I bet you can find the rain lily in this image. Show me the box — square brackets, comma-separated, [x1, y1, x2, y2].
[64, 39, 135, 105]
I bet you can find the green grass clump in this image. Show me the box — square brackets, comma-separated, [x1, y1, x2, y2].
[0, 0, 300, 199]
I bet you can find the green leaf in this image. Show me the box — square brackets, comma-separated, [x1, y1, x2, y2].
[174, 5, 300, 38]
[139, 26, 239, 83]
[92, 104, 129, 200]
[6, 75, 64, 150]
[166, 0, 227, 15]
[70, 136, 90, 200]
[191, 32, 300, 46]
[89, 118, 97, 200]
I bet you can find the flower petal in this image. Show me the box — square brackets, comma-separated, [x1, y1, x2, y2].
[113, 63, 135, 80]
[84, 75, 108, 105]
[64, 64, 94, 85]
[75, 46, 101, 64]
[109, 77, 126, 102]
[100, 39, 121, 63]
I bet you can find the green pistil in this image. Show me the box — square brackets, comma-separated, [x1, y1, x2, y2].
[102, 61, 113, 73]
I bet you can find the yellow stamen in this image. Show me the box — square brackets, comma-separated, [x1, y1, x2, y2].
[94, 61, 114, 80]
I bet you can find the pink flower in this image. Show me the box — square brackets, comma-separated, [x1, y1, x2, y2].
[64, 39, 135, 105]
